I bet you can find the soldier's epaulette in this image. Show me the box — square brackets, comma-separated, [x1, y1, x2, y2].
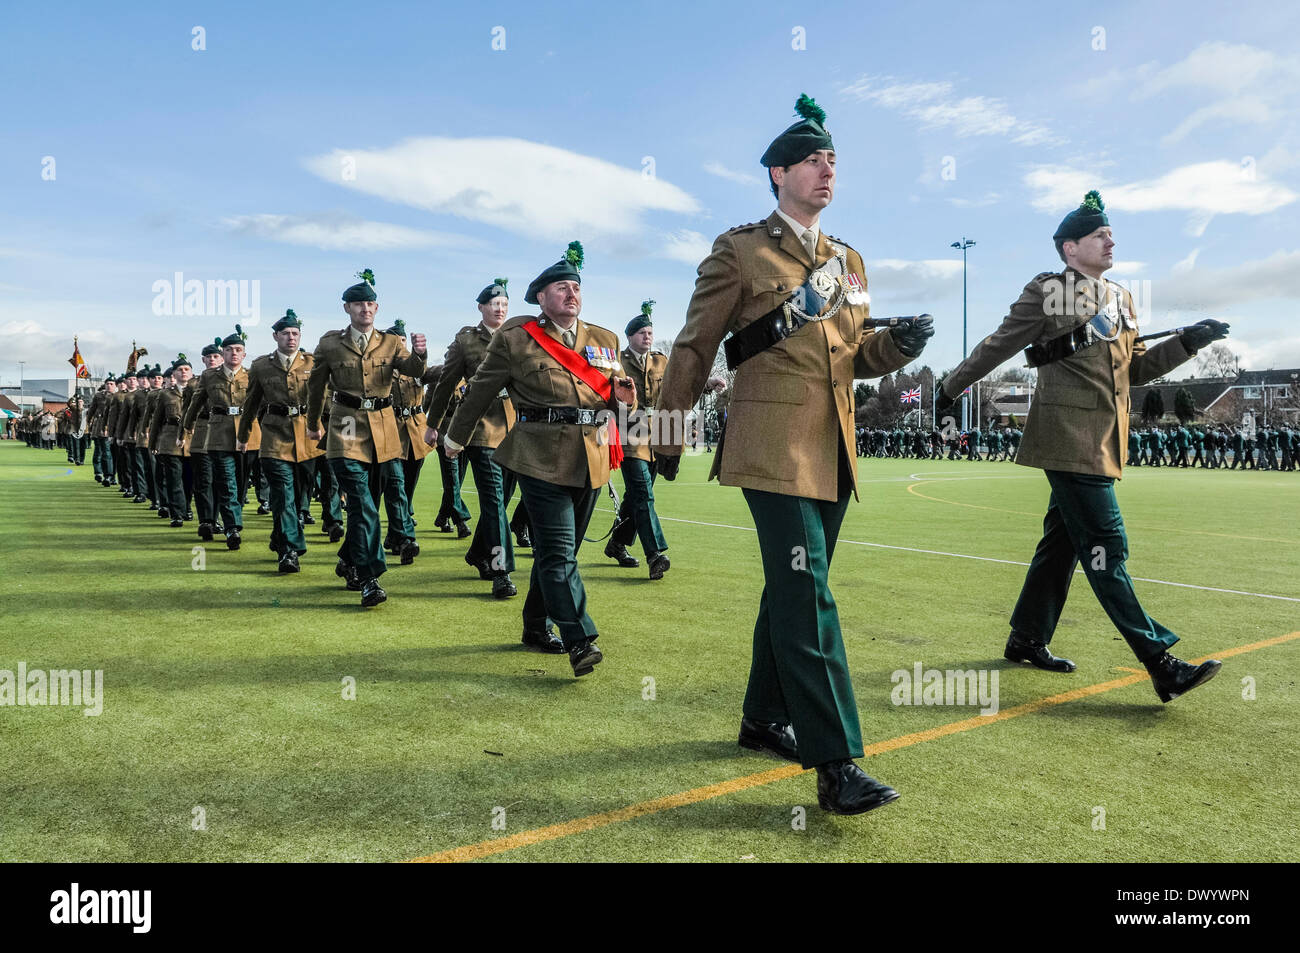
[320, 328, 346, 340]
[1034, 270, 1061, 283]
[823, 233, 857, 254]
[456, 325, 480, 337]
[727, 221, 765, 233]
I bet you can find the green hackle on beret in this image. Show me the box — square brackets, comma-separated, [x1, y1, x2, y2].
[525, 242, 585, 305]
[385, 318, 407, 337]
[343, 268, 378, 302]
[761, 93, 834, 168]
[476, 277, 509, 305]
[220, 324, 248, 347]
[1053, 190, 1110, 243]
[271, 308, 302, 332]
[171, 352, 191, 370]
[625, 298, 656, 337]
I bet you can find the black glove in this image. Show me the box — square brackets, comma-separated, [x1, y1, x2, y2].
[656, 453, 681, 481]
[1179, 318, 1230, 353]
[935, 387, 956, 414]
[890, 314, 935, 358]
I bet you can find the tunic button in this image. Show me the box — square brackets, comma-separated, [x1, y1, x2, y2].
[831, 345, 839, 353]
[777, 284, 785, 292]
[833, 380, 839, 387]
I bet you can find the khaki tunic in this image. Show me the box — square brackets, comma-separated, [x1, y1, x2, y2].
[620, 348, 667, 462]
[943, 269, 1193, 479]
[181, 366, 262, 453]
[237, 351, 324, 463]
[446, 314, 634, 489]
[149, 386, 188, 456]
[426, 323, 517, 448]
[108, 389, 133, 443]
[304, 326, 428, 464]
[182, 377, 208, 452]
[655, 212, 911, 502]
[392, 372, 433, 461]
[129, 387, 153, 446]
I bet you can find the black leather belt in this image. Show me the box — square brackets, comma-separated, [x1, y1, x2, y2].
[724, 304, 808, 371]
[166, 416, 181, 426]
[1024, 323, 1102, 368]
[332, 392, 392, 411]
[267, 403, 306, 417]
[213, 405, 242, 416]
[517, 405, 599, 425]
[395, 406, 416, 419]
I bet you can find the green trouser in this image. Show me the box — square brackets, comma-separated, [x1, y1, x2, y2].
[158, 455, 188, 519]
[380, 458, 415, 546]
[191, 451, 213, 524]
[330, 456, 386, 580]
[465, 445, 516, 575]
[436, 445, 471, 523]
[315, 458, 343, 526]
[134, 446, 155, 499]
[209, 450, 243, 532]
[612, 456, 668, 558]
[517, 474, 599, 648]
[263, 459, 306, 555]
[1010, 470, 1179, 661]
[741, 483, 861, 770]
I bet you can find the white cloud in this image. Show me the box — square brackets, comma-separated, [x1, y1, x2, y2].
[703, 161, 762, 187]
[1024, 161, 1297, 235]
[866, 259, 965, 300]
[842, 76, 1058, 146]
[1158, 249, 1300, 311]
[222, 213, 466, 251]
[1133, 42, 1300, 144]
[660, 229, 713, 265]
[304, 137, 701, 244]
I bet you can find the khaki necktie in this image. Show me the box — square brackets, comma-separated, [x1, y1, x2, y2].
[803, 231, 817, 263]
[562, 329, 576, 349]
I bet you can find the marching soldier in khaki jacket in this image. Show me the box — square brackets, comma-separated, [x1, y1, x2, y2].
[108, 371, 137, 497]
[425, 278, 522, 599]
[146, 364, 169, 516]
[305, 270, 428, 607]
[181, 326, 261, 550]
[936, 190, 1229, 704]
[89, 377, 117, 485]
[237, 309, 324, 573]
[445, 243, 637, 674]
[151, 355, 193, 527]
[375, 319, 426, 566]
[654, 96, 930, 815]
[184, 342, 224, 539]
[128, 367, 155, 505]
[604, 299, 726, 578]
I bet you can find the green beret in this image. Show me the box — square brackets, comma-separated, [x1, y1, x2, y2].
[170, 353, 191, 371]
[625, 298, 655, 337]
[477, 277, 508, 305]
[201, 337, 222, 357]
[1053, 190, 1109, 243]
[152, 364, 166, 376]
[104, 373, 116, 383]
[220, 324, 248, 348]
[271, 308, 302, 332]
[761, 94, 834, 168]
[525, 242, 583, 305]
[343, 268, 377, 303]
[385, 318, 406, 337]
[134, 367, 150, 379]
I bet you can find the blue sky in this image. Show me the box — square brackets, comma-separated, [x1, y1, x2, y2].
[3, 0, 1299, 383]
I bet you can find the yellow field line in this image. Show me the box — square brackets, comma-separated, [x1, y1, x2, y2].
[905, 481, 1299, 544]
[408, 630, 1300, 864]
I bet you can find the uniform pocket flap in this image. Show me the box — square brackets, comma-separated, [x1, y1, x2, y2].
[751, 276, 802, 297]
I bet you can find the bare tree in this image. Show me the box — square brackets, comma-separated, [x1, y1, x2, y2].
[1194, 343, 1242, 379]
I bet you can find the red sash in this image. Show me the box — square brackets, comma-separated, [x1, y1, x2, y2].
[521, 319, 623, 470]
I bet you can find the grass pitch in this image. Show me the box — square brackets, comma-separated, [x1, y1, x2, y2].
[1, 441, 1296, 862]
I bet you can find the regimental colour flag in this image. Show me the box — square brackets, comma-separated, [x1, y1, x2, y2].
[68, 337, 90, 379]
[901, 387, 921, 404]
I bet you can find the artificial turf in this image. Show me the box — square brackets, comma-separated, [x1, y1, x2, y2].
[1, 440, 1296, 862]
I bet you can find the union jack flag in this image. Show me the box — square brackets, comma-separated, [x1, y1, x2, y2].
[901, 387, 921, 404]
